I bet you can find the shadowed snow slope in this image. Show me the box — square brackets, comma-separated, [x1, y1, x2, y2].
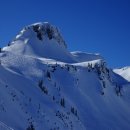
[0, 22, 130, 130]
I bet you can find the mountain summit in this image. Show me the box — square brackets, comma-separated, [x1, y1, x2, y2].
[3, 22, 75, 62]
[16, 22, 67, 48]
[0, 22, 130, 130]
[3, 22, 104, 63]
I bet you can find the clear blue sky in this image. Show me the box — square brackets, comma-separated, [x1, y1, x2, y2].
[0, 0, 130, 68]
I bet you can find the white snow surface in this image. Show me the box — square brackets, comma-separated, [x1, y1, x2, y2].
[114, 67, 130, 82]
[71, 51, 103, 62]
[0, 22, 130, 130]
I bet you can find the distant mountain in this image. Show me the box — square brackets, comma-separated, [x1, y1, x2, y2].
[114, 67, 130, 82]
[0, 22, 130, 130]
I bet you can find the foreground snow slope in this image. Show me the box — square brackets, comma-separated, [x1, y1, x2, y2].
[114, 67, 130, 82]
[0, 22, 130, 130]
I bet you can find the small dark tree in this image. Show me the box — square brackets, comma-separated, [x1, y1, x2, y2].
[38, 80, 43, 89]
[54, 82, 56, 87]
[29, 98, 31, 102]
[8, 43, 10, 46]
[106, 68, 110, 74]
[38, 80, 48, 95]
[88, 63, 92, 72]
[46, 70, 51, 80]
[71, 107, 74, 114]
[71, 107, 78, 116]
[115, 84, 121, 96]
[101, 91, 104, 95]
[102, 81, 106, 88]
[51, 65, 56, 72]
[53, 96, 55, 101]
[42, 86, 48, 95]
[26, 123, 35, 130]
[94, 63, 101, 75]
[67, 66, 70, 71]
[74, 66, 77, 71]
[60, 98, 65, 107]
[75, 110, 77, 116]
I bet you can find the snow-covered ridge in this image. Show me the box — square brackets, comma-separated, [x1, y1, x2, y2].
[3, 22, 104, 63]
[71, 51, 103, 62]
[114, 67, 130, 82]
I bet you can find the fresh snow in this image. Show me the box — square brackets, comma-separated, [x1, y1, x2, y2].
[0, 22, 130, 130]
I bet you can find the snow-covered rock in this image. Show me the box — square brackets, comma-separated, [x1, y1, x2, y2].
[0, 22, 130, 130]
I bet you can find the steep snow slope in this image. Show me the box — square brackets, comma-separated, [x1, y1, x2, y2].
[0, 22, 130, 130]
[114, 67, 130, 82]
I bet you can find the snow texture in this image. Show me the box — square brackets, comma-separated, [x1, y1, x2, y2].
[0, 22, 130, 130]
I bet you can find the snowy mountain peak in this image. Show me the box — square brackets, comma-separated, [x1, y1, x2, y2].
[114, 66, 130, 82]
[3, 22, 106, 63]
[15, 22, 67, 48]
[3, 22, 77, 62]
